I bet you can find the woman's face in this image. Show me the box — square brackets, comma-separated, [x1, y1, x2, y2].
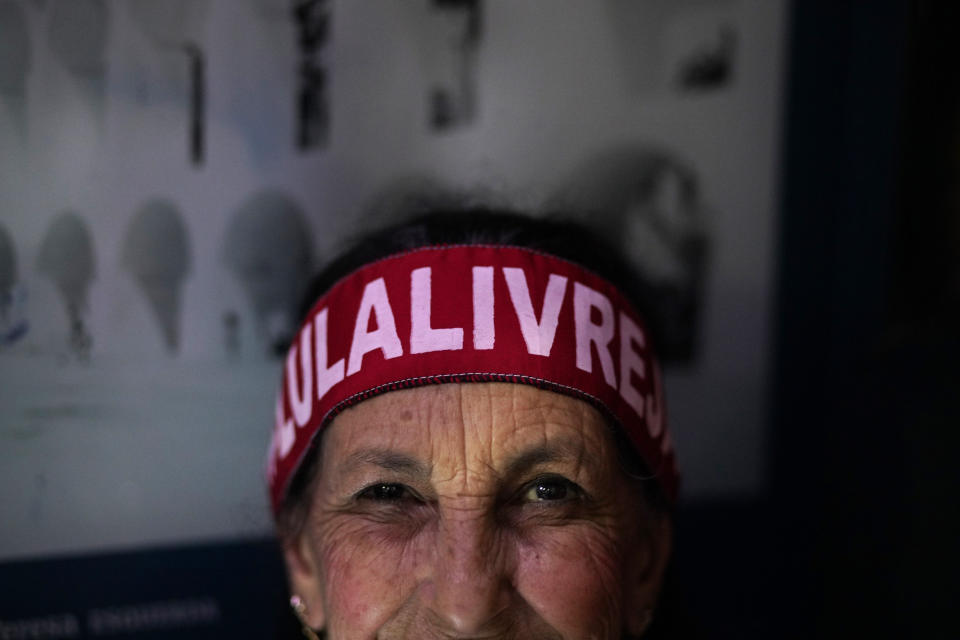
[284, 383, 671, 639]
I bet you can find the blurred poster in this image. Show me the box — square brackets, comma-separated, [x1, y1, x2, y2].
[1, 0, 786, 575]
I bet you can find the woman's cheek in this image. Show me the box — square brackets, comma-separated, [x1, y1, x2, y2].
[514, 525, 627, 636]
[316, 515, 428, 636]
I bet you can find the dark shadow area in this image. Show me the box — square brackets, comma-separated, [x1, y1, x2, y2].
[47, 0, 108, 112]
[121, 199, 190, 353]
[223, 190, 314, 356]
[0, 0, 30, 136]
[767, 0, 958, 637]
[548, 145, 708, 364]
[122, 199, 192, 353]
[36, 211, 96, 359]
[0, 222, 16, 300]
[0, 539, 289, 639]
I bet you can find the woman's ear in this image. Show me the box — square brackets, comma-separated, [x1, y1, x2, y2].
[623, 513, 673, 637]
[282, 530, 326, 630]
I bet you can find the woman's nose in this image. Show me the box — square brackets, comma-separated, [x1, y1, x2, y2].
[426, 512, 514, 634]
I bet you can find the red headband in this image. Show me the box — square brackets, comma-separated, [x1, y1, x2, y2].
[267, 245, 678, 514]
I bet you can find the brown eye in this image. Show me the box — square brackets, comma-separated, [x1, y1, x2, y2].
[358, 483, 408, 501]
[521, 477, 578, 503]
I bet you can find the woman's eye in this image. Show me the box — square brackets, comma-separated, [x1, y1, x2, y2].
[357, 483, 411, 502]
[521, 477, 579, 503]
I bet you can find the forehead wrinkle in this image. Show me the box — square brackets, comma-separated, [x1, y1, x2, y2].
[321, 388, 443, 488]
[498, 388, 610, 482]
[419, 385, 467, 488]
[326, 384, 614, 494]
[341, 447, 431, 478]
[427, 383, 499, 493]
[466, 385, 601, 480]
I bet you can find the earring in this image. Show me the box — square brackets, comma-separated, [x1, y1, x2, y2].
[289, 595, 322, 640]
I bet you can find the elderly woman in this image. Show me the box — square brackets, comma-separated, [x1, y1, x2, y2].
[268, 210, 678, 639]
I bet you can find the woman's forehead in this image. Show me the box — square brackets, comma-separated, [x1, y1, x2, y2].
[321, 383, 615, 470]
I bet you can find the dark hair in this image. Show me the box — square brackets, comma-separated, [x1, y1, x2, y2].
[299, 208, 666, 344]
[276, 207, 672, 541]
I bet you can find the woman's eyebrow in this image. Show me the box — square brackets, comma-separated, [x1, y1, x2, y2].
[504, 439, 585, 477]
[341, 448, 430, 477]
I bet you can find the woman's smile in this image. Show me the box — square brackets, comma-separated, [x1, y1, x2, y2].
[283, 383, 670, 639]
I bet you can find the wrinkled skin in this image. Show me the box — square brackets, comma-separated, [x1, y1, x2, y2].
[284, 383, 671, 639]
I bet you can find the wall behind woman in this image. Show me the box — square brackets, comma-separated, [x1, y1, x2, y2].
[0, 0, 786, 634]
